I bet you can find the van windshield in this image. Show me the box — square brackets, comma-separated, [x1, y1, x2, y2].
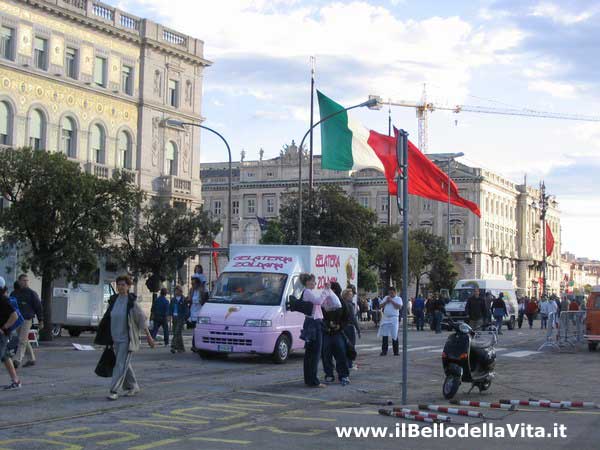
[451, 289, 474, 302]
[209, 272, 288, 306]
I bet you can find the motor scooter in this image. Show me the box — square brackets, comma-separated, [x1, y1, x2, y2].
[441, 320, 497, 399]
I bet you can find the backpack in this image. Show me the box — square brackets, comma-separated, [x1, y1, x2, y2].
[7, 296, 24, 333]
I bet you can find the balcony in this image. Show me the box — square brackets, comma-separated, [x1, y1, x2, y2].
[158, 175, 192, 197]
[84, 162, 111, 179]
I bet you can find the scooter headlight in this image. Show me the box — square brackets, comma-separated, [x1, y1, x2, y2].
[459, 323, 472, 334]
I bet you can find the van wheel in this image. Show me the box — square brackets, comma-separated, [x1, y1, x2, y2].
[589, 342, 598, 352]
[68, 328, 82, 337]
[272, 334, 291, 364]
[507, 317, 515, 330]
[51, 325, 62, 338]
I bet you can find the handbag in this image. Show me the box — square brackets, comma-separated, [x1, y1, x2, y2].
[341, 331, 357, 361]
[94, 346, 116, 378]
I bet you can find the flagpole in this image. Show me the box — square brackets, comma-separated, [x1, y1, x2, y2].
[308, 56, 316, 205]
[387, 99, 392, 227]
[397, 128, 409, 405]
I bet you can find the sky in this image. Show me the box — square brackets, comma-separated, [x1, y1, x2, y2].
[113, 0, 600, 259]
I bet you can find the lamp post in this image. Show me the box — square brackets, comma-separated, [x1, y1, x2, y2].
[296, 97, 381, 244]
[532, 181, 554, 298]
[165, 119, 232, 248]
[432, 152, 464, 249]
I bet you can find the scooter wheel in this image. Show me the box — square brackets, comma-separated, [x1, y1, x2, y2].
[478, 379, 492, 391]
[443, 375, 461, 399]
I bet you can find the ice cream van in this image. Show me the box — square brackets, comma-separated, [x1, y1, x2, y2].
[194, 244, 358, 363]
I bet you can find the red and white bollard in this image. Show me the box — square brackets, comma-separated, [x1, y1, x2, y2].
[499, 399, 565, 409]
[529, 398, 597, 408]
[449, 400, 515, 410]
[378, 409, 444, 423]
[393, 408, 452, 422]
[418, 404, 484, 418]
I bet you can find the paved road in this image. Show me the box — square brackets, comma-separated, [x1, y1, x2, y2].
[0, 322, 598, 449]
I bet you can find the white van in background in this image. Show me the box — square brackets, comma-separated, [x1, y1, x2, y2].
[445, 279, 518, 330]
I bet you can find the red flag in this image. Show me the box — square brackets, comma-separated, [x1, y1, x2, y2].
[545, 223, 554, 256]
[368, 130, 481, 217]
[211, 241, 220, 278]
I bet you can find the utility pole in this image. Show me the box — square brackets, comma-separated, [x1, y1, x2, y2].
[308, 56, 316, 205]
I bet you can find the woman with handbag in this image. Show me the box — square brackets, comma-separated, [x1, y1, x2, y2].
[95, 275, 155, 401]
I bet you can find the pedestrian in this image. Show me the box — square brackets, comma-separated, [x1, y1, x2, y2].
[94, 274, 155, 401]
[525, 297, 538, 329]
[349, 285, 360, 323]
[169, 286, 188, 353]
[367, 297, 372, 321]
[413, 295, 425, 331]
[547, 296, 559, 328]
[187, 277, 204, 351]
[425, 294, 434, 330]
[560, 296, 569, 316]
[150, 288, 170, 346]
[491, 293, 508, 334]
[568, 298, 580, 311]
[341, 288, 361, 370]
[191, 264, 207, 285]
[431, 293, 446, 333]
[321, 282, 350, 386]
[465, 287, 486, 331]
[539, 297, 549, 329]
[517, 298, 525, 329]
[371, 295, 381, 327]
[378, 287, 402, 356]
[299, 273, 327, 388]
[12, 274, 43, 369]
[484, 291, 494, 327]
[0, 277, 22, 390]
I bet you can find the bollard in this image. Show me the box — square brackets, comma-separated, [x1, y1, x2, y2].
[379, 409, 445, 423]
[499, 399, 565, 409]
[529, 398, 597, 408]
[449, 400, 515, 410]
[392, 408, 452, 422]
[418, 404, 483, 418]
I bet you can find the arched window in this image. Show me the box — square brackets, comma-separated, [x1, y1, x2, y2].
[165, 141, 177, 175]
[0, 101, 11, 145]
[243, 222, 258, 244]
[450, 220, 463, 246]
[61, 117, 76, 158]
[90, 124, 105, 164]
[29, 109, 45, 150]
[419, 220, 433, 234]
[118, 130, 132, 169]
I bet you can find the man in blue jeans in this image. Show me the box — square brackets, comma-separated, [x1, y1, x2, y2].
[151, 288, 170, 346]
[431, 294, 446, 334]
[413, 295, 425, 331]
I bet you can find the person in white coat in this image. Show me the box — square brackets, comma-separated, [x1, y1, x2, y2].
[378, 287, 403, 356]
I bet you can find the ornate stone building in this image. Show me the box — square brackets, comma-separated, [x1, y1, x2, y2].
[201, 143, 562, 297]
[0, 0, 209, 289]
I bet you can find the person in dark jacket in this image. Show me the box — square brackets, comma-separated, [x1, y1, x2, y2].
[413, 295, 426, 331]
[0, 277, 21, 390]
[150, 288, 170, 346]
[341, 287, 361, 370]
[491, 293, 508, 334]
[465, 288, 487, 330]
[12, 274, 43, 368]
[169, 286, 188, 353]
[321, 282, 350, 386]
[431, 294, 446, 334]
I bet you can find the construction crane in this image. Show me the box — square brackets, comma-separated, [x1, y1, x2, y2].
[369, 85, 600, 152]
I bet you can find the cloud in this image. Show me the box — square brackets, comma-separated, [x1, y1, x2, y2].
[528, 79, 579, 98]
[530, 2, 596, 26]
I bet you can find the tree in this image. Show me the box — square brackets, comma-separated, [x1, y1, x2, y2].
[0, 148, 142, 340]
[260, 220, 284, 244]
[410, 228, 457, 297]
[372, 236, 425, 291]
[112, 201, 221, 289]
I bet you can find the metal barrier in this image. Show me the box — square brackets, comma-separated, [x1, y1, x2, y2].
[538, 311, 586, 351]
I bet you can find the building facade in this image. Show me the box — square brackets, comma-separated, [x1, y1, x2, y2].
[0, 0, 209, 289]
[201, 142, 562, 297]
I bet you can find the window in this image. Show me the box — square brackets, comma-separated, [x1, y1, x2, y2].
[90, 124, 106, 164]
[232, 200, 240, 216]
[243, 222, 258, 244]
[213, 200, 222, 216]
[168, 79, 179, 107]
[34, 37, 47, 70]
[247, 172, 255, 178]
[246, 198, 256, 215]
[0, 101, 11, 145]
[61, 117, 76, 158]
[358, 195, 369, 209]
[420, 221, 433, 234]
[423, 200, 432, 211]
[118, 131, 132, 169]
[451, 222, 463, 246]
[486, 259, 490, 274]
[266, 197, 275, 214]
[94, 56, 107, 87]
[28, 109, 44, 150]
[379, 197, 388, 213]
[266, 171, 274, 177]
[0, 26, 14, 60]
[121, 65, 133, 95]
[64, 47, 78, 79]
[165, 141, 177, 175]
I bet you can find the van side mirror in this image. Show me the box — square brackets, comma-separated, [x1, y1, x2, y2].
[286, 295, 298, 311]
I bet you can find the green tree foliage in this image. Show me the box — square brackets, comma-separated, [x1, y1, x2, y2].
[259, 220, 284, 245]
[410, 228, 457, 296]
[112, 201, 221, 289]
[0, 148, 142, 340]
[372, 236, 425, 291]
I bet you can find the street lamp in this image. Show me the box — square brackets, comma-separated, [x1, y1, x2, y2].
[296, 97, 381, 244]
[165, 119, 232, 248]
[531, 181, 554, 299]
[432, 152, 464, 250]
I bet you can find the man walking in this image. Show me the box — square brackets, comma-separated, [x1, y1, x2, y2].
[431, 294, 446, 334]
[465, 287, 487, 331]
[12, 274, 42, 369]
[413, 295, 425, 331]
[169, 286, 188, 353]
[0, 277, 21, 390]
[517, 298, 525, 329]
[150, 288, 170, 346]
[378, 287, 402, 356]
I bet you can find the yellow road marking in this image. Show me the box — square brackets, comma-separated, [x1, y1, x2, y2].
[190, 437, 251, 445]
[231, 399, 286, 407]
[238, 390, 325, 402]
[562, 410, 600, 415]
[0, 439, 82, 450]
[47, 428, 139, 445]
[245, 425, 327, 436]
[128, 439, 182, 450]
[209, 421, 255, 433]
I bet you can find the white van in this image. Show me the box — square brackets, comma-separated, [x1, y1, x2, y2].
[445, 279, 518, 330]
[195, 244, 358, 363]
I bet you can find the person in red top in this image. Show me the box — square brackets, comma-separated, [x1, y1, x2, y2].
[525, 298, 538, 329]
[568, 299, 580, 311]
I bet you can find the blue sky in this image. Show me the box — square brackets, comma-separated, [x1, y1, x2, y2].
[112, 0, 600, 259]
